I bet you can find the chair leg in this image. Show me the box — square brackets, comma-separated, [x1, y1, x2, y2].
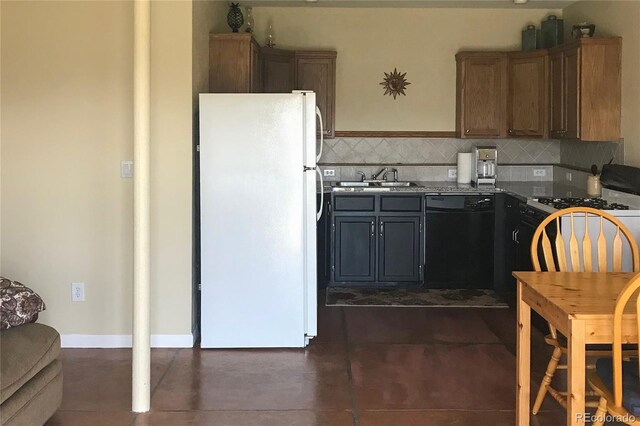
[532, 346, 563, 414]
[591, 397, 607, 426]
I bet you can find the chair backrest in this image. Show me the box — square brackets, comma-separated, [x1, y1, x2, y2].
[531, 207, 640, 273]
[611, 272, 640, 407]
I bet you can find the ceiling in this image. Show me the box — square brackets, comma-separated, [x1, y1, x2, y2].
[243, 0, 578, 8]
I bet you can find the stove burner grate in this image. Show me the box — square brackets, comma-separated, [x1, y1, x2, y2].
[535, 197, 630, 211]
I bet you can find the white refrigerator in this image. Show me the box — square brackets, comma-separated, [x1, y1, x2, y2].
[199, 92, 324, 348]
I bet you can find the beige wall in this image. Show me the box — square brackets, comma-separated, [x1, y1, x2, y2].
[150, 1, 193, 337]
[252, 6, 561, 132]
[1, 0, 194, 338]
[563, 1, 640, 167]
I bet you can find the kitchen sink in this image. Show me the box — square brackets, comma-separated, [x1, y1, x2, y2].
[334, 181, 418, 188]
[334, 181, 372, 187]
[379, 181, 417, 187]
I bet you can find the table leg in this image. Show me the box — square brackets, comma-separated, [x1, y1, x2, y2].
[517, 280, 531, 426]
[567, 318, 586, 425]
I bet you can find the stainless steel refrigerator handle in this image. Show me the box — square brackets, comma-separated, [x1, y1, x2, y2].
[316, 168, 324, 221]
[315, 106, 323, 163]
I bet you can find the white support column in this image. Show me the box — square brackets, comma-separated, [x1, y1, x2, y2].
[132, 0, 151, 413]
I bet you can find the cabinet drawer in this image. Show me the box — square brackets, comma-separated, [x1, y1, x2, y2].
[380, 196, 423, 212]
[334, 196, 375, 211]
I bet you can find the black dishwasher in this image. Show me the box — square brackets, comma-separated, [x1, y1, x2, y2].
[425, 195, 494, 289]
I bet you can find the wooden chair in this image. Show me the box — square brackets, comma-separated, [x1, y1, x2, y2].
[588, 272, 640, 425]
[530, 207, 640, 415]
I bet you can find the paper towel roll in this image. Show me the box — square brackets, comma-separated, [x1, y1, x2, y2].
[457, 152, 472, 184]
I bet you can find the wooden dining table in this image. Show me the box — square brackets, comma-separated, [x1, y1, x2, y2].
[514, 271, 639, 426]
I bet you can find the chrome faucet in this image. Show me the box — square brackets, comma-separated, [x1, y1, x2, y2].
[383, 168, 399, 182]
[372, 167, 388, 180]
[356, 171, 367, 182]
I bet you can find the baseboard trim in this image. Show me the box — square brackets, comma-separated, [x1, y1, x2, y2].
[61, 334, 194, 348]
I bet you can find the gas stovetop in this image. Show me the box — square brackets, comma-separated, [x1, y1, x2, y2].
[533, 197, 630, 210]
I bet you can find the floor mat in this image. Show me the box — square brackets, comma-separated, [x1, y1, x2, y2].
[326, 287, 509, 308]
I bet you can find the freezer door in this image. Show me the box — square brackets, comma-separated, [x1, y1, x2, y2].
[300, 91, 318, 168]
[303, 168, 318, 339]
[199, 93, 308, 348]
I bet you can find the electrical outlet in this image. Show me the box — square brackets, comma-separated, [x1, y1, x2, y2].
[323, 169, 335, 177]
[566, 172, 573, 182]
[121, 161, 133, 178]
[533, 169, 547, 177]
[448, 169, 457, 178]
[71, 282, 85, 302]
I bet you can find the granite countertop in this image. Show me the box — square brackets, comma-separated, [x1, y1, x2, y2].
[322, 180, 589, 200]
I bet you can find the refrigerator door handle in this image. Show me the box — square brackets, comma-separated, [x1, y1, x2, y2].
[315, 106, 324, 163]
[316, 168, 324, 221]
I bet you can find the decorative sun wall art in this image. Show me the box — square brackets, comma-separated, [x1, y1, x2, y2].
[380, 68, 410, 99]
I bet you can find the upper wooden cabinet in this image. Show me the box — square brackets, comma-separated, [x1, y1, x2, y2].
[548, 37, 622, 141]
[507, 50, 549, 138]
[262, 47, 296, 93]
[295, 51, 337, 139]
[549, 50, 564, 138]
[209, 33, 262, 93]
[456, 52, 508, 138]
[208, 34, 337, 139]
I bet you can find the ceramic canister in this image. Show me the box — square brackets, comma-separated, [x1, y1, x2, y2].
[587, 175, 602, 197]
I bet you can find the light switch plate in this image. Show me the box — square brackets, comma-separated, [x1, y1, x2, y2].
[323, 169, 335, 177]
[121, 161, 133, 178]
[448, 169, 457, 178]
[533, 169, 546, 177]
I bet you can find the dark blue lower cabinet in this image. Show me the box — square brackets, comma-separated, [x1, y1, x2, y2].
[333, 216, 376, 282]
[331, 215, 422, 286]
[378, 216, 421, 282]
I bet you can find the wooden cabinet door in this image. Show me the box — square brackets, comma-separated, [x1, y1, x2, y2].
[563, 46, 580, 139]
[262, 47, 295, 93]
[507, 52, 548, 138]
[549, 51, 565, 138]
[378, 216, 421, 282]
[295, 51, 336, 138]
[250, 39, 262, 93]
[456, 54, 507, 138]
[579, 38, 622, 141]
[333, 216, 376, 283]
[209, 34, 255, 93]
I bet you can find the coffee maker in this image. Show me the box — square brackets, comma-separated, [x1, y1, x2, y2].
[472, 146, 497, 186]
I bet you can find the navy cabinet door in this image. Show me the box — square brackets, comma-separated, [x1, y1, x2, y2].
[378, 216, 421, 282]
[334, 216, 376, 282]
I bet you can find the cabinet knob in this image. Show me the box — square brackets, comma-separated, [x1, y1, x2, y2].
[324, 128, 331, 135]
[508, 129, 513, 134]
[465, 129, 470, 134]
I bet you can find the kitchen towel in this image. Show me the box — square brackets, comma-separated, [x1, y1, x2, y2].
[457, 152, 472, 184]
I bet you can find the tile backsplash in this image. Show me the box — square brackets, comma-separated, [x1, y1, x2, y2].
[318, 137, 625, 183]
[320, 137, 561, 165]
[559, 139, 623, 170]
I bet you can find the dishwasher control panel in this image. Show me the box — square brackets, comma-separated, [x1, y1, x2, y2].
[426, 195, 494, 212]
